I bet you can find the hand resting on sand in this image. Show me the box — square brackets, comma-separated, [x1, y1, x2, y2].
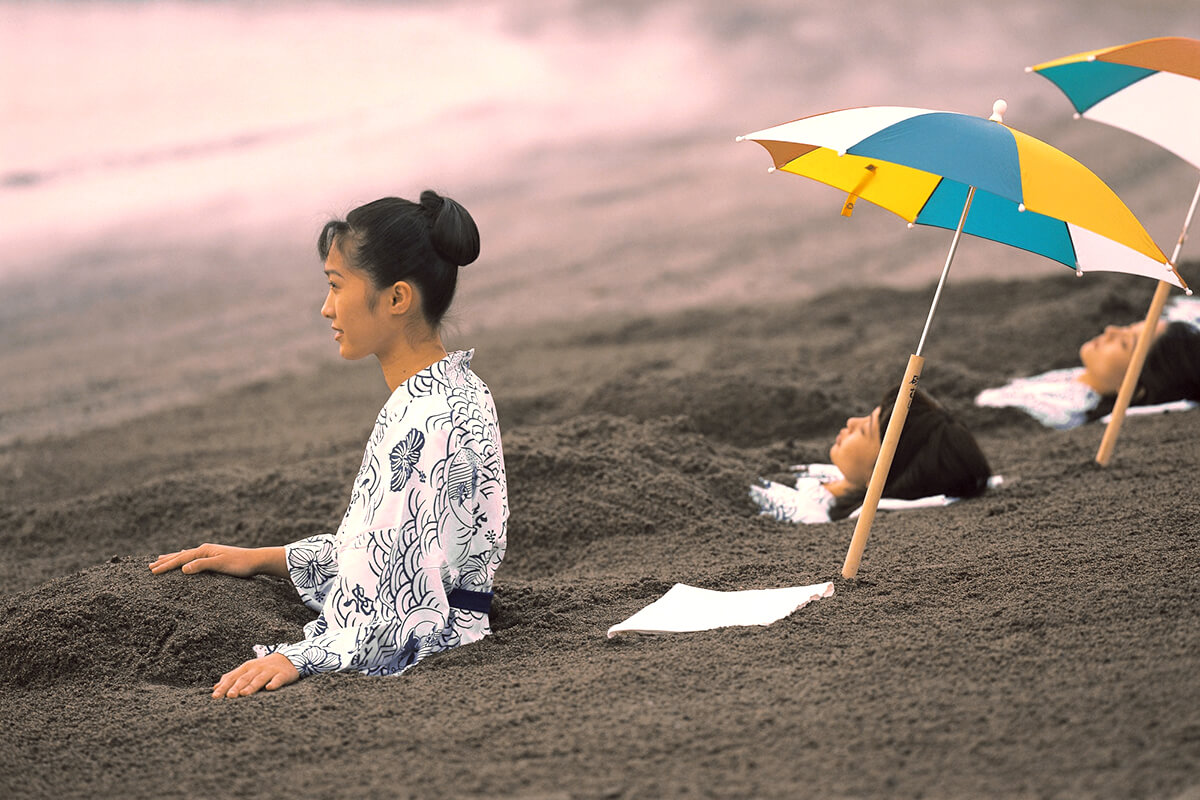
[150, 543, 295, 698]
[210, 652, 300, 699]
[149, 543, 288, 579]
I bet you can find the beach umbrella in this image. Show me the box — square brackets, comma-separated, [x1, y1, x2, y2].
[738, 101, 1187, 579]
[1029, 36, 1200, 466]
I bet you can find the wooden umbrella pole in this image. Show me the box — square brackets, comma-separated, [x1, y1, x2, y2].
[841, 355, 924, 578]
[841, 186, 975, 579]
[1095, 176, 1200, 466]
[1094, 282, 1171, 466]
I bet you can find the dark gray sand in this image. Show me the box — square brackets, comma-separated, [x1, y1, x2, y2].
[1, 271, 1198, 799]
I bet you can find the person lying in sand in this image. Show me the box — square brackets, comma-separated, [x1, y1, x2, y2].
[750, 386, 991, 524]
[151, 192, 507, 699]
[975, 318, 1200, 430]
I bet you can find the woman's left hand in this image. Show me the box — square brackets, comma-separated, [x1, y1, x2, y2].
[212, 653, 300, 699]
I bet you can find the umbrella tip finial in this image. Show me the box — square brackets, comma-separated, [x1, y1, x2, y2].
[1075, 269, 1084, 277]
[1187, 287, 1194, 297]
[989, 99, 1008, 123]
[735, 135, 744, 142]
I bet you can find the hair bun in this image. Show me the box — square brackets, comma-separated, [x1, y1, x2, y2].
[421, 190, 480, 268]
[419, 190, 445, 215]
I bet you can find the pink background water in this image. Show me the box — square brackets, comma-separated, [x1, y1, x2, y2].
[1, 0, 1197, 444]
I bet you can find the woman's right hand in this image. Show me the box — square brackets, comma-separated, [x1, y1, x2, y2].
[149, 544, 286, 578]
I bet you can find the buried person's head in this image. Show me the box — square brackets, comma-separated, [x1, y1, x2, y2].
[1078, 320, 1166, 395]
[1086, 320, 1200, 420]
[829, 386, 991, 520]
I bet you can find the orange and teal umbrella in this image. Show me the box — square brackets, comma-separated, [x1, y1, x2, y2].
[738, 101, 1186, 578]
[1030, 36, 1200, 170]
[1030, 37, 1200, 466]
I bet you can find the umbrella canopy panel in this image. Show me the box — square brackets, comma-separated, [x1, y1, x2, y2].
[1031, 37, 1200, 170]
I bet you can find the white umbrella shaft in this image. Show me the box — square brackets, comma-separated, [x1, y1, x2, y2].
[916, 187, 976, 356]
[1170, 177, 1200, 266]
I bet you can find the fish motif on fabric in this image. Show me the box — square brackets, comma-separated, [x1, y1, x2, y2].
[446, 448, 481, 508]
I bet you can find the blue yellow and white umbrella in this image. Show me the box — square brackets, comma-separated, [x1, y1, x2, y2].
[1031, 37, 1200, 465]
[738, 103, 1185, 288]
[739, 101, 1184, 578]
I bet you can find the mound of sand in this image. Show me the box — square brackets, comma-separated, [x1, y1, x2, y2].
[1, 271, 1198, 799]
[0, 560, 313, 688]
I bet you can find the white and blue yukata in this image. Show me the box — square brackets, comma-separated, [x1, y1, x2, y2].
[254, 350, 507, 678]
[975, 300, 1200, 430]
[749, 464, 841, 524]
[750, 463, 993, 523]
[1165, 295, 1200, 328]
[974, 367, 1099, 430]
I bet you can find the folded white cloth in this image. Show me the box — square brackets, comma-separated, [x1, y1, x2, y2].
[1099, 400, 1197, 422]
[606, 581, 835, 638]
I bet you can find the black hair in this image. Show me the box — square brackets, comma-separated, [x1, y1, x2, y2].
[1086, 321, 1200, 421]
[830, 385, 992, 520]
[317, 190, 480, 327]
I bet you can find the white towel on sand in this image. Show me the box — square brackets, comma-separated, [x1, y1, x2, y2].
[847, 474, 1006, 518]
[606, 581, 835, 638]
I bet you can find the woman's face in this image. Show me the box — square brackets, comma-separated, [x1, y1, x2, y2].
[1079, 320, 1167, 394]
[829, 406, 883, 488]
[320, 244, 390, 361]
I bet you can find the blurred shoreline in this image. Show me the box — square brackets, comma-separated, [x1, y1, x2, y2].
[3, 0, 1199, 447]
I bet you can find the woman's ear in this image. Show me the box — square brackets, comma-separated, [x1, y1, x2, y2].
[388, 281, 415, 316]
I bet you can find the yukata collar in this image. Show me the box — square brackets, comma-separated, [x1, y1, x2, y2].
[445, 348, 474, 373]
[384, 349, 475, 406]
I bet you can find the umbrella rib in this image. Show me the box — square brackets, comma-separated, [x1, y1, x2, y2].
[1172, 176, 1200, 264]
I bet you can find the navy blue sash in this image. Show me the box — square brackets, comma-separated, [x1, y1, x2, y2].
[447, 588, 493, 614]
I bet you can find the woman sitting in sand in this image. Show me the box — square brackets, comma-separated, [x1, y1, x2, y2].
[975, 318, 1200, 430]
[151, 192, 507, 699]
[750, 386, 991, 524]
